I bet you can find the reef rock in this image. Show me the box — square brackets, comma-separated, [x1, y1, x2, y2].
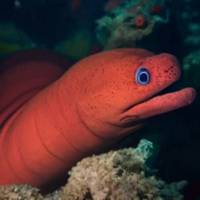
[0, 140, 186, 200]
[61, 139, 186, 200]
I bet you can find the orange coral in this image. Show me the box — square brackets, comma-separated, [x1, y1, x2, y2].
[134, 14, 147, 28]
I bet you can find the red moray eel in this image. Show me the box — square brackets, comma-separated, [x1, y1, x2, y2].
[0, 48, 196, 189]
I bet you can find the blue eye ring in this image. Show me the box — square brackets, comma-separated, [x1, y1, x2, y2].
[135, 67, 151, 85]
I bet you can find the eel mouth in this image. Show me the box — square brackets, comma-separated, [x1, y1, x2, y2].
[120, 87, 196, 124]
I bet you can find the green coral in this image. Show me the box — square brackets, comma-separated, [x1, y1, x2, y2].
[96, 0, 169, 49]
[0, 23, 35, 58]
[54, 29, 92, 61]
[183, 50, 200, 89]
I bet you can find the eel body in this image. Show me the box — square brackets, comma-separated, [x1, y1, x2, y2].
[0, 48, 196, 189]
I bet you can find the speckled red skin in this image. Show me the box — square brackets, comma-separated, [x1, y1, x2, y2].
[0, 48, 196, 189]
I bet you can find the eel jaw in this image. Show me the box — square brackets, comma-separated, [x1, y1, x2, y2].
[120, 87, 196, 124]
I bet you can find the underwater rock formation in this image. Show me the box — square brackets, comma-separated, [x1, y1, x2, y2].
[0, 140, 186, 200]
[96, 0, 170, 49]
[0, 184, 62, 200]
[0, 184, 43, 200]
[62, 139, 186, 200]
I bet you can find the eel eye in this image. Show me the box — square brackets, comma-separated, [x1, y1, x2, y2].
[135, 67, 150, 85]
